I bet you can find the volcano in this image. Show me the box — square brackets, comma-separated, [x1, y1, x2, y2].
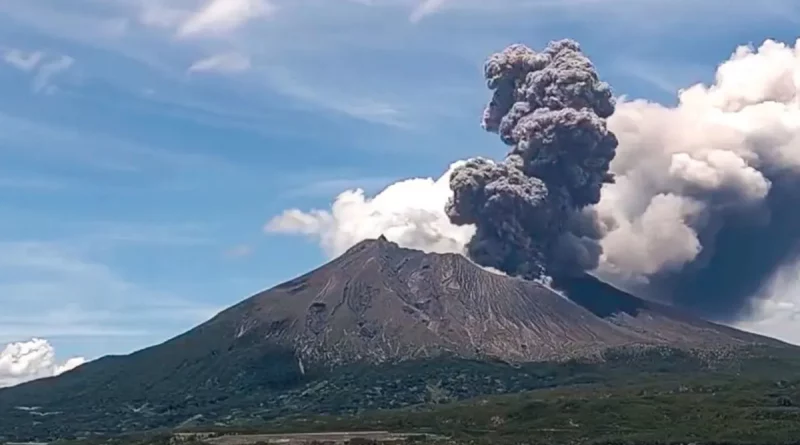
[210, 236, 784, 363]
[0, 237, 791, 440]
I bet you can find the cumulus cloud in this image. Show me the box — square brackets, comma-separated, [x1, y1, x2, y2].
[266, 161, 475, 258]
[188, 52, 251, 73]
[178, 0, 275, 37]
[266, 37, 800, 329]
[0, 339, 85, 388]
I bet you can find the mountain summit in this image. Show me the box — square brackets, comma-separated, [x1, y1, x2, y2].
[0, 237, 789, 440]
[221, 236, 779, 365]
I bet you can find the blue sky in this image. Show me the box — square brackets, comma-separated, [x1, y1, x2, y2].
[2, 0, 800, 363]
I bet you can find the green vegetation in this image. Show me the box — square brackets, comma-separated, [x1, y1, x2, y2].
[20, 345, 800, 445]
[244, 375, 800, 444]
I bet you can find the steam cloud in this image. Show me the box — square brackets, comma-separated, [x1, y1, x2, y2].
[597, 39, 800, 320]
[267, 38, 800, 329]
[0, 338, 85, 388]
[267, 162, 475, 258]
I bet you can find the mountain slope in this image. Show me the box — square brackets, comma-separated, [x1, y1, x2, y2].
[0, 237, 793, 440]
[218, 236, 783, 364]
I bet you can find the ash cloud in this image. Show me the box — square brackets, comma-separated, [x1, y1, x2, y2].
[446, 40, 618, 279]
[596, 39, 800, 321]
[268, 37, 800, 328]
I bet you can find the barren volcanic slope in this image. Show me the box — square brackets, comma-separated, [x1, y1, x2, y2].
[219, 236, 784, 363]
[0, 237, 791, 440]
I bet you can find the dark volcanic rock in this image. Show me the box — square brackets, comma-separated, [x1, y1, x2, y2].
[0, 237, 791, 440]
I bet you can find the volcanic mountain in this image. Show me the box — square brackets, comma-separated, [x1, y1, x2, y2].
[205, 235, 784, 362]
[0, 237, 792, 440]
[215, 236, 784, 364]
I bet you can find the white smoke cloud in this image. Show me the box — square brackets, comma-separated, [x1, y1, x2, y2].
[266, 38, 800, 330]
[0, 339, 86, 388]
[597, 39, 800, 281]
[266, 161, 475, 258]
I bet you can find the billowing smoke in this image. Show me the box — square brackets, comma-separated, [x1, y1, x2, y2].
[267, 38, 800, 327]
[596, 39, 800, 320]
[446, 39, 618, 279]
[267, 162, 475, 258]
[0, 338, 85, 388]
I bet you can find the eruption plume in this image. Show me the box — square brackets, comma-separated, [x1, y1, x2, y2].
[446, 39, 618, 279]
[267, 38, 800, 337]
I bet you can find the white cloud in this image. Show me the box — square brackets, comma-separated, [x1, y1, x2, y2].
[188, 52, 251, 73]
[596, 38, 800, 281]
[0, 338, 85, 388]
[1, 49, 74, 94]
[2, 49, 44, 72]
[266, 161, 475, 258]
[178, 0, 275, 37]
[409, 0, 449, 23]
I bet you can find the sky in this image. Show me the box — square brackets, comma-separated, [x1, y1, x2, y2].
[2, 0, 800, 387]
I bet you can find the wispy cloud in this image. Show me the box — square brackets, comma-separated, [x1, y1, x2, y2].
[56, 221, 214, 252]
[612, 56, 711, 96]
[138, 0, 190, 30]
[0, 174, 69, 191]
[2, 48, 75, 94]
[264, 67, 410, 127]
[178, 0, 276, 37]
[32, 55, 74, 94]
[0, 238, 219, 344]
[2, 49, 44, 72]
[399, 0, 800, 30]
[410, 0, 449, 23]
[188, 52, 251, 73]
[0, 112, 234, 174]
[224, 244, 254, 259]
[284, 176, 397, 198]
